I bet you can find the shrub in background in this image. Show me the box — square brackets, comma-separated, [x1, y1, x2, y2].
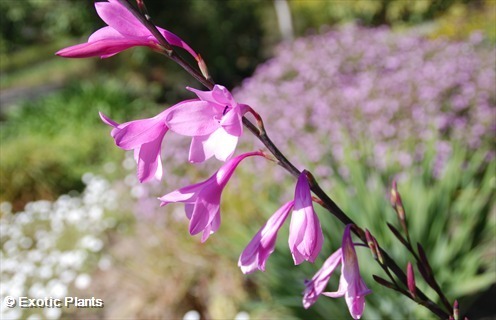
[0, 174, 118, 320]
[0, 78, 161, 209]
[289, 0, 495, 36]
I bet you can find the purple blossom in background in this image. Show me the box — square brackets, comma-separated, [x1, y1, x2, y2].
[234, 26, 495, 181]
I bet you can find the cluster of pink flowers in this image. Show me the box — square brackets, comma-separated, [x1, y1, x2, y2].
[56, 1, 371, 318]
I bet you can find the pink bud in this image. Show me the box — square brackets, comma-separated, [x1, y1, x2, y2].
[453, 300, 459, 320]
[390, 180, 405, 220]
[365, 229, 378, 260]
[198, 54, 211, 80]
[407, 262, 416, 298]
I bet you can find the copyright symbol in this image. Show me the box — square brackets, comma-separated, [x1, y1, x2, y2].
[4, 296, 16, 308]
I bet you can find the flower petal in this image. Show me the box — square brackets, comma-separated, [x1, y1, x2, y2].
[157, 27, 199, 60]
[187, 85, 235, 107]
[95, 0, 150, 37]
[220, 106, 244, 137]
[166, 100, 220, 136]
[88, 26, 125, 42]
[188, 135, 214, 163]
[201, 210, 221, 243]
[136, 132, 165, 183]
[99, 112, 119, 127]
[238, 200, 294, 274]
[288, 205, 307, 264]
[187, 129, 239, 163]
[189, 197, 220, 236]
[111, 115, 167, 150]
[208, 129, 239, 162]
[303, 248, 343, 308]
[158, 181, 204, 205]
[56, 38, 145, 58]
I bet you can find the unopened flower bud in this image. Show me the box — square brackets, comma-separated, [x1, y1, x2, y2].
[407, 262, 416, 298]
[390, 180, 405, 221]
[198, 54, 211, 80]
[373, 236, 384, 264]
[136, 0, 149, 17]
[365, 229, 378, 260]
[453, 300, 459, 320]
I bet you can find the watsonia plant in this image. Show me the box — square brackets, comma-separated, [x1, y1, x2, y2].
[55, 0, 493, 318]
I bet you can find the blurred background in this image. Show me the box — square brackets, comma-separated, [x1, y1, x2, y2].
[1, 0, 495, 319]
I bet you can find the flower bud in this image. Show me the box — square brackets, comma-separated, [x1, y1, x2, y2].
[407, 262, 416, 298]
[453, 300, 459, 320]
[390, 180, 405, 221]
[198, 54, 211, 80]
[373, 236, 384, 264]
[365, 229, 378, 260]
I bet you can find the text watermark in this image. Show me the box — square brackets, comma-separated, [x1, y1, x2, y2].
[3, 296, 104, 309]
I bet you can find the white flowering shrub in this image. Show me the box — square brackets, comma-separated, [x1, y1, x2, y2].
[0, 174, 118, 320]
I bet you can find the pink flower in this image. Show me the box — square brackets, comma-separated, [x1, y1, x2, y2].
[289, 172, 324, 264]
[238, 172, 323, 273]
[166, 85, 249, 162]
[303, 224, 371, 320]
[238, 200, 294, 274]
[56, 0, 198, 60]
[99, 86, 246, 182]
[100, 95, 227, 182]
[158, 151, 263, 242]
[99, 110, 169, 183]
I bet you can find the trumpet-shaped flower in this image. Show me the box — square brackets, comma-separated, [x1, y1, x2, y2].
[303, 224, 371, 319]
[238, 172, 323, 273]
[100, 96, 226, 182]
[289, 172, 324, 264]
[56, 0, 198, 60]
[99, 110, 169, 183]
[99, 86, 247, 181]
[159, 151, 263, 242]
[166, 85, 249, 162]
[238, 200, 294, 274]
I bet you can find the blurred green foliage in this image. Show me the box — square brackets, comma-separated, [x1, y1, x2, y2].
[289, 0, 495, 43]
[429, 1, 496, 41]
[0, 78, 161, 210]
[144, 0, 269, 86]
[0, 0, 97, 54]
